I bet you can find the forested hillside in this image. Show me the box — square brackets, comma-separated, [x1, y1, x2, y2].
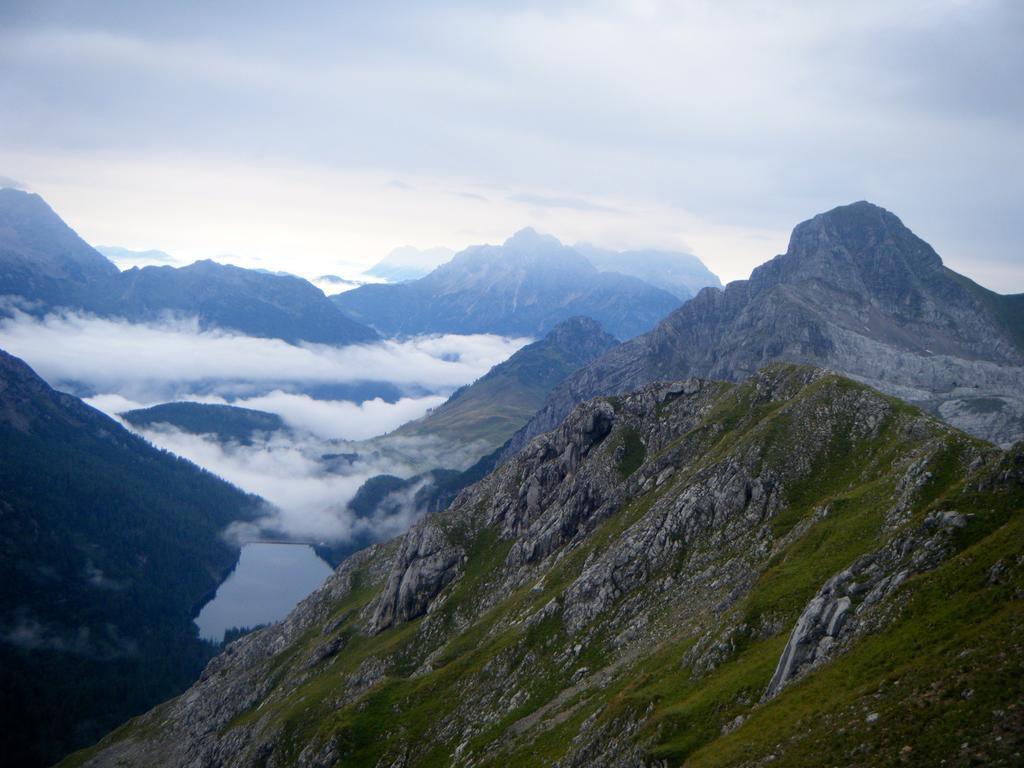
[0, 350, 263, 766]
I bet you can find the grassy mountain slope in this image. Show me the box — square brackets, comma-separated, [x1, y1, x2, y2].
[67, 364, 1024, 767]
[393, 316, 618, 451]
[0, 350, 263, 767]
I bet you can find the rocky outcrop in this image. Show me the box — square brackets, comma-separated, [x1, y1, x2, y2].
[369, 520, 463, 632]
[764, 509, 971, 699]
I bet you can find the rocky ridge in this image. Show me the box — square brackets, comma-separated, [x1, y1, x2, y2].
[506, 202, 1024, 453]
[67, 364, 1024, 767]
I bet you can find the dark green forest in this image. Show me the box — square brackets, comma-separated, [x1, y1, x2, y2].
[120, 401, 286, 444]
[0, 351, 262, 767]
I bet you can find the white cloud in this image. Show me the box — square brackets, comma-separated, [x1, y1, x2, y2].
[123, 422, 484, 544]
[0, 309, 520, 544]
[132, 425, 370, 542]
[1, 1, 1020, 289]
[0, 309, 529, 402]
[233, 392, 447, 441]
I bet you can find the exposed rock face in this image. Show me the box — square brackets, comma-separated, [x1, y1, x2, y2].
[507, 202, 1024, 453]
[370, 520, 464, 632]
[764, 509, 970, 699]
[332, 228, 685, 340]
[66, 365, 1024, 768]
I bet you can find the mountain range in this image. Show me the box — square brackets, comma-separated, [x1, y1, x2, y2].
[0, 189, 378, 346]
[65, 364, 1024, 767]
[506, 202, 1024, 454]
[332, 228, 695, 340]
[0, 349, 263, 767]
[5, 193, 1023, 767]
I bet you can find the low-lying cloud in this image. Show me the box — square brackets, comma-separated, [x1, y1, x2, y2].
[126, 423, 488, 545]
[226, 392, 448, 441]
[90, 390, 448, 442]
[133, 425, 376, 542]
[0, 309, 522, 546]
[0, 308, 528, 402]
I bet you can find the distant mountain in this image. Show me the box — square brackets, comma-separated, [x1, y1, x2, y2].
[99, 260, 379, 345]
[0, 188, 119, 308]
[394, 316, 618, 451]
[94, 245, 176, 267]
[120, 402, 286, 445]
[333, 229, 682, 340]
[0, 349, 262, 767]
[0, 190, 379, 346]
[363, 245, 455, 282]
[507, 201, 1024, 453]
[573, 243, 723, 299]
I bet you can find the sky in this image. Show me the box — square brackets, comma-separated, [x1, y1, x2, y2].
[0, 0, 1021, 290]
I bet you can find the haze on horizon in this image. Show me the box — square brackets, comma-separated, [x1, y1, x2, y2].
[1, 0, 1021, 291]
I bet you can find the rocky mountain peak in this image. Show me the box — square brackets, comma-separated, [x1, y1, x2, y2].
[541, 315, 612, 347]
[436, 228, 593, 278]
[504, 202, 1024, 455]
[503, 226, 561, 250]
[754, 201, 945, 306]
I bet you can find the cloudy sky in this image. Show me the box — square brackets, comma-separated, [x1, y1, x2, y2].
[1, 0, 1021, 289]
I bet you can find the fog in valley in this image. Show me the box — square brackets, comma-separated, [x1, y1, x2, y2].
[0, 307, 528, 545]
